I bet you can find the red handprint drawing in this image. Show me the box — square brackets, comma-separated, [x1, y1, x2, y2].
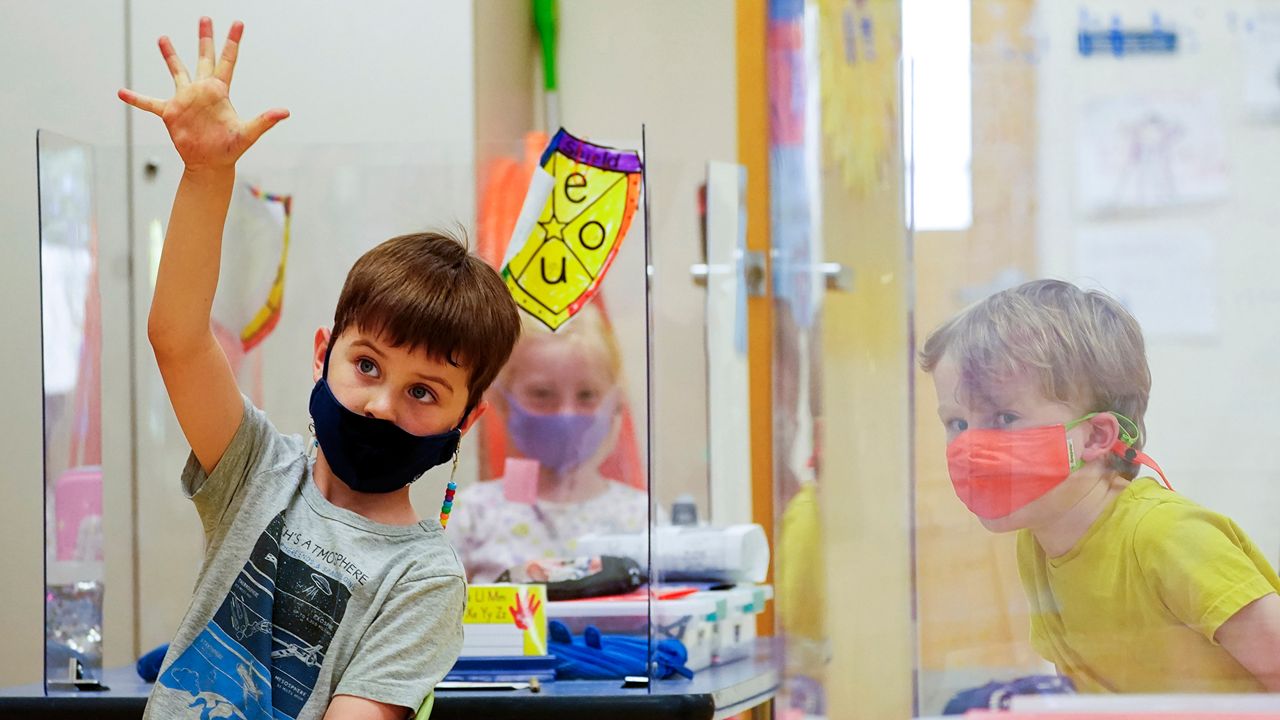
[508, 591, 542, 631]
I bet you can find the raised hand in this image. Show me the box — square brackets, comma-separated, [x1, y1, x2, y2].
[118, 17, 288, 171]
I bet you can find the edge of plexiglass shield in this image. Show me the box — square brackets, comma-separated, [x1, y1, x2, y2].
[38, 129, 105, 691]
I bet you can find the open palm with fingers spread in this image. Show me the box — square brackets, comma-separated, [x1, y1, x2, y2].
[118, 16, 288, 170]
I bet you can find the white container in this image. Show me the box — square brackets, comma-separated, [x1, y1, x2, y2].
[578, 524, 771, 584]
[694, 585, 773, 666]
[546, 595, 719, 672]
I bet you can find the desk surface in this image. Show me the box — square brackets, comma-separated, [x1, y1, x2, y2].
[0, 640, 779, 720]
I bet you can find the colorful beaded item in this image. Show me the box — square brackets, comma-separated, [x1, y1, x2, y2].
[440, 481, 457, 528]
[440, 448, 460, 528]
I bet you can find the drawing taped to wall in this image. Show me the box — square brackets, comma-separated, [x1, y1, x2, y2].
[1074, 227, 1217, 339]
[1242, 9, 1280, 119]
[1076, 90, 1230, 215]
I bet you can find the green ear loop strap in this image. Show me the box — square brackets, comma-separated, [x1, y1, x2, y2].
[1113, 412, 1142, 447]
[1065, 411, 1143, 471]
[1068, 410, 1173, 490]
[1066, 411, 1142, 447]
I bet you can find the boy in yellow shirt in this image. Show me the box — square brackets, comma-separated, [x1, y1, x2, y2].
[921, 279, 1280, 692]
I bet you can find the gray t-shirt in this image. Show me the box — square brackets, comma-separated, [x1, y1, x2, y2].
[144, 397, 466, 720]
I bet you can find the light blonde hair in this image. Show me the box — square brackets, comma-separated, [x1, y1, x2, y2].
[497, 301, 623, 388]
[919, 279, 1151, 479]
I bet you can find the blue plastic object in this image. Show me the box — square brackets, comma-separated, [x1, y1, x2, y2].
[548, 620, 693, 681]
[942, 674, 1075, 714]
[136, 643, 169, 683]
[446, 654, 559, 683]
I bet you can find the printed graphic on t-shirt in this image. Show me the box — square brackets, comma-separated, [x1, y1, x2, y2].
[159, 513, 353, 719]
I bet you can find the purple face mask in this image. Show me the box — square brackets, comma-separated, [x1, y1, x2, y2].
[505, 391, 619, 475]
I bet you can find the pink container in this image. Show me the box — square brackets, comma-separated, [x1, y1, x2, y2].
[54, 465, 102, 561]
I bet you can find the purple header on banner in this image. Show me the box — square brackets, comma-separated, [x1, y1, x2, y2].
[542, 128, 642, 172]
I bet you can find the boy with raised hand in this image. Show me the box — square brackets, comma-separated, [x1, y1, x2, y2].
[120, 17, 520, 719]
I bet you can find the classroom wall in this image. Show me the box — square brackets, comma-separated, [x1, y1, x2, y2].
[0, 0, 133, 686]
[1036, 0, 1280, 564]
[474, 0, 536, 190]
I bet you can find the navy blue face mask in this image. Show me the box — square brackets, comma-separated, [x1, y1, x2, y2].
[308, 341, 462, 494]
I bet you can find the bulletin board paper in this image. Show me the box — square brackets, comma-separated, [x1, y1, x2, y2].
[1073, 228, 1217, 339]
[1243, 9, 1280, 119]
[1076, 92, 1230, 215]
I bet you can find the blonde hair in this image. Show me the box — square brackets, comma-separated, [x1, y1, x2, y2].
[498, 302, 623, 387]
[920, 279, 1151, 479]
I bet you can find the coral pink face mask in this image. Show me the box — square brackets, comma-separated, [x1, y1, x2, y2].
[945, 412, 1170, 520]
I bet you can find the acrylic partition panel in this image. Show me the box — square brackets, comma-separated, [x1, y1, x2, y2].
[449, 127, 760, 686]
[456, 131, 657, 674]
[767, 0, 836, 716]
[38, 130, 105, 688]
[912, 0, 1280, 714]
[596, 132, 771, 686]
[766, 0, 917, 717]
[911, 5, 1042, 711]
[643, 143, 770, 685]
[124, 132, 666, 681]
[119, 131, 756, 693]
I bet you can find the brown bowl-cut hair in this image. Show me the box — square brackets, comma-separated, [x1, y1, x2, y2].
[331, 231, 521, 417]
[920, 279, 1151, 479]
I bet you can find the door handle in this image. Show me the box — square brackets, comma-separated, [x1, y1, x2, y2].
[691, 250, 768, 297]
[820, 262, 853, 293]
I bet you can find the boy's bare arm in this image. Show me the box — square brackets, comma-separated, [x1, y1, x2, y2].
[1215, 592, 1280, 690]
[324, 695, 412, 720]
[149, 166, 242, 476]
[119, 18, 287, 474]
